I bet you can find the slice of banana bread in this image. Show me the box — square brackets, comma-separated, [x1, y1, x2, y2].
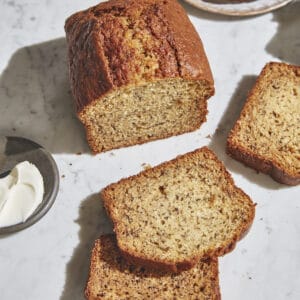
[227, 62, 300, 185]
[65, 0, 214, 153]
[85, 235, 221, 300]
[102, 147, 255, 272]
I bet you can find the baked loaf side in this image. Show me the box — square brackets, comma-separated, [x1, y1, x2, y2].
[227, 62, 300, 185]
[65, 0, 214, 153]
[102, 147, 255, 272]
[85, 235, 221, 300]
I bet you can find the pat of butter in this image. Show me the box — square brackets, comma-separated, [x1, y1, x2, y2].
[0, 161, 44, 227]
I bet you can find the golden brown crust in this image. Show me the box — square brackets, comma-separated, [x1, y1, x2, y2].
[64, 0, 214, 113]
[227, 141, 300, 185]
[227, 62, 300, 186]
[102, 147, 255, 273]
[85, 241, 99, 300]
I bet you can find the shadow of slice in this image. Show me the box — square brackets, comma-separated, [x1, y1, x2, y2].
[209, 75, 286, 190]
[266, 1, 300, 65]
[60, 193, 113, 300]
[98, 235, 172, 279]
[0, 38, 89, 154]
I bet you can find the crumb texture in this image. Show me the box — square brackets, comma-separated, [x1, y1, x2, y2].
[102, 147, 255, 271]
[85, 235, 220, 300]
[228, 62, 300, 184]
[83, 79, 210, 152]
[65, 0, 214, 153]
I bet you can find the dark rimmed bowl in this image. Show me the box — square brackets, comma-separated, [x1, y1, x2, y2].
[0, 136, 59, 234]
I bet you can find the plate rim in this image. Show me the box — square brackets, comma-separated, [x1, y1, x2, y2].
[183, 0, 293, 16]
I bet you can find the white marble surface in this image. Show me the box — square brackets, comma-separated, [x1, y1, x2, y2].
[0, 0, 299, 299]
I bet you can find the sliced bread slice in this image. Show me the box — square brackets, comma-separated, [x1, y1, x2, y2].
[85, 235, 221, 300]
[102, 147, 255, 272]
[227, 62, 300, 185]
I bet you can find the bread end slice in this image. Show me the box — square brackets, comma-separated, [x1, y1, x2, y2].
[102, 147, 255, 272]
[227, 62, 300, 185]
[85, 235, 221, 300]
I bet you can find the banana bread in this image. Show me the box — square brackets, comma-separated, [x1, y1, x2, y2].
[102, 147, 255, 272]
[227, 62, 300, 185]
[65, 0, 214, 153]
[85, 235, 221, 300]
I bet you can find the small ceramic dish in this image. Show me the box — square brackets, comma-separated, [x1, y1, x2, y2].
[0, 136, 59, 234]
[183, 0, 293, 16]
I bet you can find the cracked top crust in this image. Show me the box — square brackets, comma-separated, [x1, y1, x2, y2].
[65, 0, 214, 113]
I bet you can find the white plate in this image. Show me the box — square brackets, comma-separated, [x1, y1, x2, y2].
[183, 0, 293, 16]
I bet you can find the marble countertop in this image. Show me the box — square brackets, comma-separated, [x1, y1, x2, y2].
[0, 0, 299, 299]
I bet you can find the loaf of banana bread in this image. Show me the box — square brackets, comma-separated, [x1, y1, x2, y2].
[65, 0, 214, 153]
